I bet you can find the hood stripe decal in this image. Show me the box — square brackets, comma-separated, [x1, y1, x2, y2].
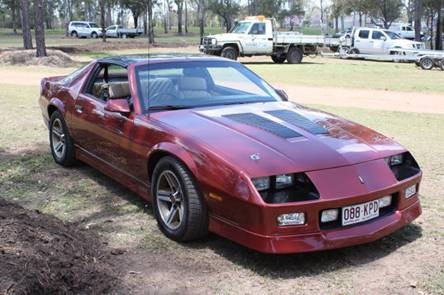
[265, 110, 328, 135]
[223, 113, 302, 139]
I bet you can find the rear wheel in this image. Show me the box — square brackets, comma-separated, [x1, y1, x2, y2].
[221, 46, 238, 60]
[271, 55, 286, 64]
[49, 111, 76, 167]
[121, 33, 127, 39]
[152, 156, 208, 242]
[420, 57, 434, 70]
[91, 32, 98, 38]
[349, 48, 360, 54]
[70, 31, 78, 38]
[286, 47, 303, 64]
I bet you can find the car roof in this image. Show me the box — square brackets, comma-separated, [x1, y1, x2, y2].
[97, 54, 233, 67]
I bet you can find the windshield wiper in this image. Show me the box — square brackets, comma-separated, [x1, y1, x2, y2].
[148, 105, 190, 111]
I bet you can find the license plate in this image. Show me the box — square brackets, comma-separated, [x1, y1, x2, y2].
[342, 200, 379, 226]
[405, 184, 417, 198]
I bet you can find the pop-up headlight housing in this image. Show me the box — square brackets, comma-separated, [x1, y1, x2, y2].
[385, 152, 420, 181]
[252, 173, 319, 204]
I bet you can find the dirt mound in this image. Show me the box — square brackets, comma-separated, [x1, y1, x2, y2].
[0, 198, 118, 294]
[0, 49, 75, 67]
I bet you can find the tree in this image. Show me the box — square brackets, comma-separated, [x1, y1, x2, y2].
[367, 0, 403, 28]
[122, 0, 144, 28]
[424, 0, 442, 49]
[197, 0, 206, 38]
[175, 0, 184, 34]
[414, 0, 422, 41]
[148, 0, 155, 43]
[344, 0, 370, 26]
[19, 0, 32, 49]
[251, 0, 284, 17]
[208, 0, 240, 32]
[99, 0, 106, 42]
[330, 0, 345, 32]
[34, 0, 47, 56]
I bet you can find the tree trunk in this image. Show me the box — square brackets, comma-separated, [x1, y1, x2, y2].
[34, 0, 47, 57]
[414, 0, 422, 41]
[12, 0, 18, 34]
[198, 0, 205, 38]
[133, 14, 139, 28]
[185, 1, 188, 34]
[335, 16, 339, 33]
[20, 0, 33, 49]
[436, 4, 442, 50]
[143, 11, 148, 35]
[177, 2, 183, 35]
[99, 0, 106, 42]
[148, 0, 155, 44]
[106, 2, 112, 26]
[359, 12, 363, 27]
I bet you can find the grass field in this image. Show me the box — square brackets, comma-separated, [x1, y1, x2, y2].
[0, 56, 443, 293]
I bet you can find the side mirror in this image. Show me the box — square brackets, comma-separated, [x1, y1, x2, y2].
[104, 98, 130, 114]
[275, 89, 289, 101]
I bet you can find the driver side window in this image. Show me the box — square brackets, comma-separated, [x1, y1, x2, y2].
[85, 64, 130, 102]
[249, 23, 265, 35]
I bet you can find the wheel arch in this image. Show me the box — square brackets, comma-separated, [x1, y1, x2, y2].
[222, 42, 242, 54]
[47, 97, 65, 117]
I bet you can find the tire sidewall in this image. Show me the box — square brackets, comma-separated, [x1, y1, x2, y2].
[420, 57, 434, 70]
[287, 47, 302, 64]
[152, 158, 191, 239]
[221, 47, 238, 60]
[49, 111, 68, 164]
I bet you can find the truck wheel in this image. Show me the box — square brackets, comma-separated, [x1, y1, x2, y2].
[221, 46, 238, 60]
[420, 57, 434, 70]
[349, 48, 360, 54]
[271, 55, 286, 64]
[70, 31, 78, 38]
[286, 47, 303, 64]
[121, 33, 127, 39]
[91, 32, 98, 38]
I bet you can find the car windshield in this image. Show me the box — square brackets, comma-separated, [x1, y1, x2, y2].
[384, 30, 401, 39]
[230, 22, 252, 34]
[89, 22, 99, 28]
[135, 60, 281, 112]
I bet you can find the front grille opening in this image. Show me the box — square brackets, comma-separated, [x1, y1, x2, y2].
[319, 193, 398, 230]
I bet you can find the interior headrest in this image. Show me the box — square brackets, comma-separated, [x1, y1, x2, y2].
[178, 77, 207, 91]
[108, 82, 130, 99]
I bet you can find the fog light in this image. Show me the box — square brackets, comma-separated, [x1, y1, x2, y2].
[277, 212, 305, 226]
[378, 196, 392, 208]
[405, 184, 417, 198]
[321, 209, 339, 223]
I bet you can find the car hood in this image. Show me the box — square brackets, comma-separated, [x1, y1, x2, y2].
[390, 39, 423, 48]
[149, 102, 405, 177]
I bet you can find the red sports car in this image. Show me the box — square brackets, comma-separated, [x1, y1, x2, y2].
[39, 55, 422, 253]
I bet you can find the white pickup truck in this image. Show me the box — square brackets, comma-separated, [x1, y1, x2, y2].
[199, 16, 338, 64]
[343, 27, 424, 55]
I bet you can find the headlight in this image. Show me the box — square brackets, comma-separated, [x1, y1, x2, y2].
[211, 38, 217, 45]
[252, 177, 270, 191]
[385, 152, 420, 181]
[386, 154, 403, 166]
[275, 174, 294, 189]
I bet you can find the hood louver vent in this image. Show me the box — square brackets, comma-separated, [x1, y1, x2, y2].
[265, 110, 328, 135]
[223, 113, 302, 139]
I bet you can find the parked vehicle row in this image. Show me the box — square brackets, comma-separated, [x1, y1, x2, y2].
[68, 21, 143, 39]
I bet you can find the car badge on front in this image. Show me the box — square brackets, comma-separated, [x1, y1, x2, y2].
[250, 153, 260, 161]
[358, 176, 365, 184]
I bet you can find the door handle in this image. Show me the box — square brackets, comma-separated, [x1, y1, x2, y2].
[75, 105, 83, 113]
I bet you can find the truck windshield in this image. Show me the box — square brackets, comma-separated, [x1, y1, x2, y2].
[384, 30, 401, 39]
[230, 22, 252, 34]
[135, 60, 281, 112]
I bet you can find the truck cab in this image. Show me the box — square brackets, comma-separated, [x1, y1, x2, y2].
[350, 27, 424, 54]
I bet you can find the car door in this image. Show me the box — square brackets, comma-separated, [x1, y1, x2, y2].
[370, 30, 386, 54]
[247, 22, 273, 54]
[354, 29, 371, 54]
[106, 25, 116, 37]
[70, 63, 139, 178]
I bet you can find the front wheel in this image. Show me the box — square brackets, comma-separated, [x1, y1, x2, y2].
[152, 157, 208, 242]
[49, 111, 76, 166]
[221, 46, 238, 60]
[91, 32, 98, 38]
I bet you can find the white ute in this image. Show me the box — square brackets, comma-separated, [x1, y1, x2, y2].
[344, 27, 424, 55]
[199, 16, 338, 64]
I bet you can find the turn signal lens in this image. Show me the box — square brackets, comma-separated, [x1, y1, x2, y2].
[321, 209, 339, 223]
[277, 212, 305, 226]
[378, 196, 392, 208]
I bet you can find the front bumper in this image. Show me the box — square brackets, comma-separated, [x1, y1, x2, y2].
[208, 175, 422, 253]
[199, 44, 222, 54]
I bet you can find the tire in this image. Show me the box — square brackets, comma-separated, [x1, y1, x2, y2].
[91, 32, 98, 38]
[70, 31, 78, 38]
[271, 55, 286, 63]
[440, 59, 444, 71]
[349, 48, 360, 54]
[49, 111, 76, 167]
[221, 46, 238, 60]
[121, 33, 127, 39]
[420, 57, 434, 70]
[286, 47, 303, 64]
[151, 156, 208, 242]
